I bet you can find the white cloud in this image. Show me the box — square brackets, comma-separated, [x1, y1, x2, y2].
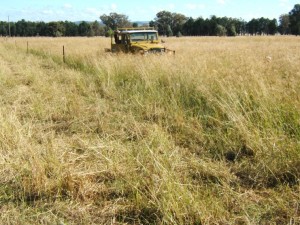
[42, 10, 54, 15]
[279, 0, 289, 7]
[167, 3, 176, 10]
[217, 0, 226, 5]
[110, 3, 117, 11]
[85, 7, 102, 16]
[278, 0, 293, 11]
[186, 3, 205, 10]
[63, 4, 72, 9]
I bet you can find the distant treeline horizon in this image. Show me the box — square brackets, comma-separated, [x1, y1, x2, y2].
[0, 4, 299, 37]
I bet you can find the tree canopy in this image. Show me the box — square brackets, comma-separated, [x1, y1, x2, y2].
[279, 14, 290, 35]
[289, 4, 300, 35]
[100, 12, 131, 30]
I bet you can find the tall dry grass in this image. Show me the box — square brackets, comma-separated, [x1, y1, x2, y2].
[0, 36, 300, 224]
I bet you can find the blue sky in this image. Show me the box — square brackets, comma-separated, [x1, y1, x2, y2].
[0, 0, 299, 22]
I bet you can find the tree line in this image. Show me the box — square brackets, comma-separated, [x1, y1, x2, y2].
[0, 20, 106, 37]
[0, 4, 299, 37]
[149, 4, 299, 36]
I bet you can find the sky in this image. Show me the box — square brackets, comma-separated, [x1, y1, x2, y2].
[0, 0, 299, 22]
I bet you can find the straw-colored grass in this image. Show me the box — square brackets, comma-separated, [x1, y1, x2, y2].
[0, 36, 300, 224]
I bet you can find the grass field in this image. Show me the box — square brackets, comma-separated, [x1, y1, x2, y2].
[0, 36, 300, 224]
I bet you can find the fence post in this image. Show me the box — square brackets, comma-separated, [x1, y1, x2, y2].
[63, 45, 65, 63]
[27, 41, 28, 53]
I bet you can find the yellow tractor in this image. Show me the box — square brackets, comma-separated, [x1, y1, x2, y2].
[105, 27, 175, 54]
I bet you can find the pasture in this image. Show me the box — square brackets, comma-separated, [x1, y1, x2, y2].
[0, 36, 300, 224]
